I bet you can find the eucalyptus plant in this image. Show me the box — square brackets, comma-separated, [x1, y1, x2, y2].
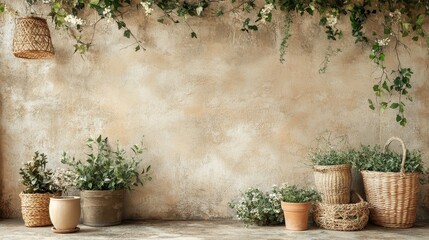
[61, 135, 152, 191]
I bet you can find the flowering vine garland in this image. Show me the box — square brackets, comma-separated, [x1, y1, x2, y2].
[1, 0, 428, 126]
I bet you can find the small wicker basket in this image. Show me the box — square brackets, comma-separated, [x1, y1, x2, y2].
[361, 137, 419, 228]
[313, 164, 352, 204]
[20, 192, 57, 227]
[314, 191, 369, 231]
[13, 16, 55, 59]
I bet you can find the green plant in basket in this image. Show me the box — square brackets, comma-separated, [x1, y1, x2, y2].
[350, 145, 424, 173]
[19, 151, 60, 194]
[61, 135, 152, 191]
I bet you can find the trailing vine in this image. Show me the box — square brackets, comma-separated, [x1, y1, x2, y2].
[1, 0, 429, 126]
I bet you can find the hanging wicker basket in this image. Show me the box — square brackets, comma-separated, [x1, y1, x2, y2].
[13, 16, 55, 59]
[313, 164, 352, 204]
[361, 137, 419, 228]
[20, 192, 58, 227]
[314, 191, 369, 231]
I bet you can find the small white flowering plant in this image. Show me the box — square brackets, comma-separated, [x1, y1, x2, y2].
[51, 168, 78, 196]
[19, 151, 60, 194]
[228, 185, 284, 226]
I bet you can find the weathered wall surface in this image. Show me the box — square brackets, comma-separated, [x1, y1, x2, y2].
[1, 3, 429, 220]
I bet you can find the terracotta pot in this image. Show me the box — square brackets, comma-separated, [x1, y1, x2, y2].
[49, 196, 81, 233]
[81, 190, 124, 226]
[281, 202, 312, 231]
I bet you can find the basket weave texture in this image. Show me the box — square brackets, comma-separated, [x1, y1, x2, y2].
[313, 164, 352, 204]
[13, 16, 55, 59]
[20, 192, 57, 227]
[361, 137, 419, 228]
[314, 191, 369, 231]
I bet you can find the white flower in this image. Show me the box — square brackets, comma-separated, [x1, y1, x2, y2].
[377, 37, 390, 47]
[196, 6, 203, 16]
[260, 3, 274, 24]
[64, 14, 86, 27]
[103, 6, 113, 23]
[140, 1, 154, 16]
[326, 14, 338, 28]
[42, 0, 51, 3]
[389, 9, 401, 22]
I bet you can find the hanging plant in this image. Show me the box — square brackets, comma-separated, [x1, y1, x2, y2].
[1, 0, 428, 126]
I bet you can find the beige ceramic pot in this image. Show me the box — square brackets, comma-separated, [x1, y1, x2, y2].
[49, 196, 81, 233]
[281, 201, 312, 231]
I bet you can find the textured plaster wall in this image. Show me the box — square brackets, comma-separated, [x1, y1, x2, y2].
[1, 3, 429, 220]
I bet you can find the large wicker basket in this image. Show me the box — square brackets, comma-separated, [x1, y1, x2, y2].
[13, 16, 55, 59]
[314, 191, 369, 231]
[20, 192, 56, 227]
[361, 137, 419, 228]
[313, 164, 352, 204]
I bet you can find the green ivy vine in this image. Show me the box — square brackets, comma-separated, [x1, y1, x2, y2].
[1, 0, 429, 126]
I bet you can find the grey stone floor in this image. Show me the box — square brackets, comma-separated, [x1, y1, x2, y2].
[1, 219, 429, 240]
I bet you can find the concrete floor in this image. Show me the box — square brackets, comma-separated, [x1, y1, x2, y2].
[0, 219, 429, 240]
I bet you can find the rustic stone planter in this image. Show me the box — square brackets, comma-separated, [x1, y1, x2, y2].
[81, 190, 124, 226]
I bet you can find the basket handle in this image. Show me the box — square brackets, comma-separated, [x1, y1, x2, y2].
[383, 137, 407, 175]
[351, 190, 364, 203]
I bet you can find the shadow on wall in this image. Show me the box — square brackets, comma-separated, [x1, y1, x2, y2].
[0, 92, 16, 219]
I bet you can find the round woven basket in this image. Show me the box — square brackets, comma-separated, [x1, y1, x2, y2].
[314, 191, 369, 231]
[361, 137, 419, 228]
[13, 16, 55, 59]
[313, 164, 352, 204]
[20, 192, 57, 227]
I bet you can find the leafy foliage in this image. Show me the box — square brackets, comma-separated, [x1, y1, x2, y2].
[350, 145, 425, 173]
[19, 151, 60, 194]
[310, 149, 351, 166]
[2, 0, 429, 126]
[229, 184, 320, 226]
[278, 184, 320, 203]
[61, 135, 152, 191]
[228, 187, 284, 226]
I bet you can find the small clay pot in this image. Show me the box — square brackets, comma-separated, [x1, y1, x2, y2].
[281, 201, 312, 231]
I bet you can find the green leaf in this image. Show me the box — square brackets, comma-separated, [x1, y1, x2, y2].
[416, 14, 425, 26]
[135, 45, 140, 51]
[191, 32, 197, 38]
[390, 103, 399, 109]
[368, 99, 375, 110]
[90, 0, 100, 4]
[124, 30, 131, 38]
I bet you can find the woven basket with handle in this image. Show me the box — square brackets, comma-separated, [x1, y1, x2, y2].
[13, 16, 55, 59]
[361, 137, 419, 228]
[314, 191, 369, 231]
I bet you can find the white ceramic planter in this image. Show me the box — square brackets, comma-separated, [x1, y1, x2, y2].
[49, 196, 81, 233]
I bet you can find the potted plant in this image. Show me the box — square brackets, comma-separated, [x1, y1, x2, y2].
[309, 133, 353, 204]
[49, 168, 80, 233]
[228, 186, 284, 226]
[279, 184, 320, 231]
[310, 149, 352, 204]
[19, 151, 60, 227]
[61, 135, 152, 227]
[351, 137, 425, 228]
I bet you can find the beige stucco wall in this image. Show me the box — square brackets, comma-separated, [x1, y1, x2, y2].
[1, 3, 429, 220]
